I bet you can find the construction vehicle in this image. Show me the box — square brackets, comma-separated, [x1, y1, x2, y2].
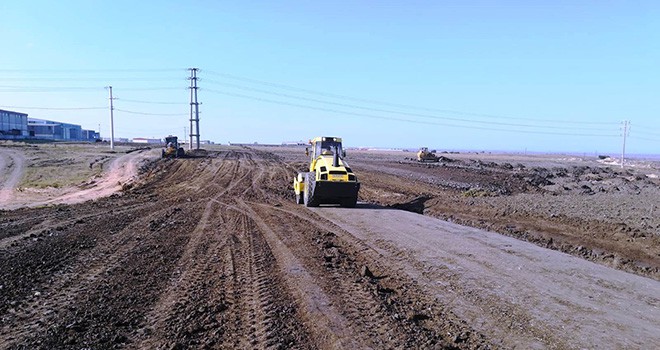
[417, 147, 439, 162]
[161, 136, 186, 158]
[293, 136, 360, 207]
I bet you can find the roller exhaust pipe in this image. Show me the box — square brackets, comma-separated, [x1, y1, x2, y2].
[333, 145, 340, 167]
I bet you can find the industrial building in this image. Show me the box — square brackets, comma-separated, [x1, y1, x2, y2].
[0, 109, 29, 140]
[102, 137, 129, 143]
[28, 118, 99, 141]
[82, 129, 100, 141]
[0, 109, 99, 142]
[132, 137, 162, 144]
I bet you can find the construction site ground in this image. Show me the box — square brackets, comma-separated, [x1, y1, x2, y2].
[0, 144, 659, 349]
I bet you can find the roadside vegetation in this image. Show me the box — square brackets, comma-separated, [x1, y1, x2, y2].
[15, 143, 124, 189]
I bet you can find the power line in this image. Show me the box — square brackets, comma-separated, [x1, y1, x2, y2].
[114, 108, 188, 116]
[634, 129, 660, 137]
[0, 77, 184, 82]
[0, 85, 182, 92]
[0, 85, 104, 91]
[204, 89, 619, 137]
[0, 105, 105, 110]
[0, 68, 185, 73]
[113, 126, 182, 134]
[629, 135, 660, 142]
[633, 123, 660, 130]
[204, 70, 619, 125]
[203, 79, 613, 132]
[115, 87, 184, 91]
[116, 98, 187, 105]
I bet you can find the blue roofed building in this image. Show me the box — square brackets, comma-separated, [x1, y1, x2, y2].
[0, 109, 29, 140]
[28, 118, 91, 141]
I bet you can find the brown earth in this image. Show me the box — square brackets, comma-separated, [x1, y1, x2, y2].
[0, 145, 658, 349]
[346, 151, 660, 280]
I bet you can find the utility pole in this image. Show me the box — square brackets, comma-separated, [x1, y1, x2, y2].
[106, 86, 116, 150]
[188, 68, 200, 150]
[621, 120, 629, 169]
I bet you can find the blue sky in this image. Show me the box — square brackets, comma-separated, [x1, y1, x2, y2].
[1, 0, 658, 154]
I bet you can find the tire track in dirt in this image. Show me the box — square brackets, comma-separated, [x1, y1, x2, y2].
[12, 205, 198, 349]
[134, 201, 227, 349]
[1, 147, 494, 349]
[1, 149, 318, 348]
[133, 157, 246, 348]
[0, 204, 146, 317]
[250, 201, 488, 349]
[0, 200, 177, 347]
[318, 206, 660, 349]
[0, 208, 54, 241]
[232, 200, 358, 349]
[0, 149, 25, 207]
[0, 156, 214, 348]
[134, 150, 316, 349]
[235, 147, 488, 348]
[251, 203, 404, 346]
[0, 202, 149, 250]
[221, 207, 312, 349]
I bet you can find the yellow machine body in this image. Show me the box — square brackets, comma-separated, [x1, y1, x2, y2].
[417, 147, 439, 162]
[293, 136, 360, 207]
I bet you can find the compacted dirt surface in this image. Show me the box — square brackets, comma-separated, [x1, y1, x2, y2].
[0, 145, 659, 349]
[0, 148, 25, 205]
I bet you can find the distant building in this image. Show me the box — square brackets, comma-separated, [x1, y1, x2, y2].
[102, 137, 130, 143]
[282, 140, 308, 146]
[82, 129, 100, 141]
[0, 109, 29, 140]
[28, 118, 85, 141]
[132, 137, 162, 144]
[200, 140, 215, 145]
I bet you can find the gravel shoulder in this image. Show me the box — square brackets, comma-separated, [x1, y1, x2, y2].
[317, 205, 660, 349]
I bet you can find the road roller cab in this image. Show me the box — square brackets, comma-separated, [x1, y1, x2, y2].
[293, 136, 360, 207]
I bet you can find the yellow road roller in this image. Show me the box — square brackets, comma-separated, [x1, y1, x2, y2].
[293, 136, 360, 207]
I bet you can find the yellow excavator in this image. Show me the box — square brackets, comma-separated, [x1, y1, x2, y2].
[293, 136, 360, 207]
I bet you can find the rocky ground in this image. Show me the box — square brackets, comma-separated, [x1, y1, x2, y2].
[337, 149, 660, 280]
[0, 145, 658, 349]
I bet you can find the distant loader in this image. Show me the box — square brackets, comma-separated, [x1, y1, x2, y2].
[162, 136, 186, 158]
[417, 147, 439, 162]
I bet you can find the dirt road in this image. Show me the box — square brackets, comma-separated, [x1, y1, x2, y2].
[0, 147, 155, 210]
[41, 148, 156, 206]
[1, 147, 658, 349]
[318, 206, 660, 349]
[0, 148, 25, 206]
